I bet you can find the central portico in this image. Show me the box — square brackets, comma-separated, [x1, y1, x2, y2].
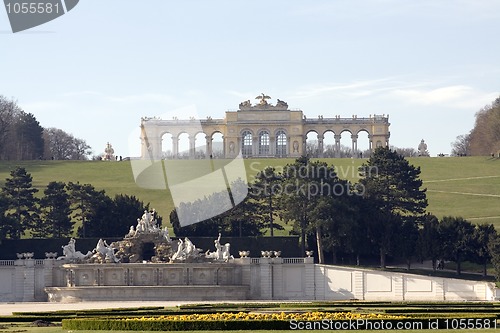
[140, 95, 391, 159]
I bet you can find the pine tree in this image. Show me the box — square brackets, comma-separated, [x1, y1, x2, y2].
[359, 147, 428, 268]
[35, 181, 73, 238]
[1, 166, 39, 239]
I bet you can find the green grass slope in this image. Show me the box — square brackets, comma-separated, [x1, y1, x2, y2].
[0, 156, 499, 228]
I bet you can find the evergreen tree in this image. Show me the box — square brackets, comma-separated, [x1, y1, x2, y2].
[252, 166, 283, 237]
[14, 111, 44, 160]
[359, 147, 428, 268]
[35, 181, 73, 238]
[1, 166, 39, 239]
[0, 194, 15, 240]
[67, 182, 106, 238]
[418, 214, 441, 271]
[439, 216, 475, 275]
[472, 223, 497, 277]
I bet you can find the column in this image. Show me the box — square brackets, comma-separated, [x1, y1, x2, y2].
[222, 136, 226, 158]
[270, 136, 276, 156]
[205, 135, 212, 158]
[253, 136, 259, 156]
[334, 134, 341, 158]
[317, 134, 324, 158]
[189, 136, 196, 159]
[351, 134, 358, 158]
[173, 135, 179, 159]
[259, 257, 273, 300]
[368, 135, 373, 152]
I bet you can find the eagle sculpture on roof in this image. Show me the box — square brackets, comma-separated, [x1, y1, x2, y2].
[255, 93, 271, 105]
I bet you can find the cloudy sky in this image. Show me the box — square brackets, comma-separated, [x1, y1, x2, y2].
[1, 0, 499, 157]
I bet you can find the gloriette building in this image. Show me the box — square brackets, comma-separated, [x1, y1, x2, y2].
[140, 94, 390, 159]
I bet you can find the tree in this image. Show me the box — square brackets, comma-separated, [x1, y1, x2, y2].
[418, 214, 441, 271]
[469, 97, 500, 155]
[67, 182, 105, 238]
[14, 111, 44, 160]
[438, 216, 475, 275]
[252, 166, 283, 237]
[1, 166, 39, 238]
[0, 194, 15, 240]
[0, 96, 19, 160]
[43, 128, 92, 160]
[451, 134, 471, 156]
[35, 181, 73, 238]
[471, 224, 497, 277]
[359, 147, 428, 268]
[488, 234, 500, 281]
[280, 156, 345, 263]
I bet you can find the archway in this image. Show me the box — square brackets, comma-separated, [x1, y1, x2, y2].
[275, 130, 287, 157]
[161, 132, 173, 159]
[258, 129, 270, 156]
[241, 130, 253, 157]
[306, 130, 319, 157]
[356, 130, 370, 158]
[194, 132, 206, 159]
[323, 131, 335, 157]
[339, 130, 352, 158]
[211, 132, 224, 158]
[177, 133, 190, 159]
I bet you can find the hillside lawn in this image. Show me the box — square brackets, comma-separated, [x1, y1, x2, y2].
[0, 156, 499, 233]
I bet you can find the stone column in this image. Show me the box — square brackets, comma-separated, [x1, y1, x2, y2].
[351, 134, 358, 157]
[173, 135, 179, 159]
[304, 258, 315, 299]
[22, 259, 35, 302]
[253, 137, 259, 156]
[259, 257, 273, 300]
[368, 134, 373, 152]
[205, 135, 212, 158]
[270, 136, 276, 156]
[317, 134, 324, 158]
[189, 136, 196, 159]
[334, 134, 341, 158]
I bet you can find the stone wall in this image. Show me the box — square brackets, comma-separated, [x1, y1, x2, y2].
[0, 258, 495, 302]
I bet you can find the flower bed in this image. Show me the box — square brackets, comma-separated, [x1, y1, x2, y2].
[62, 311, 407, 331]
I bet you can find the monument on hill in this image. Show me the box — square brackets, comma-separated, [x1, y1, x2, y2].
[139, 95, 391, 159]
[418, 139, 430, 157]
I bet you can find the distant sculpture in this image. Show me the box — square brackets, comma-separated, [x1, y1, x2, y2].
[418, 139, 430, 157]
[90, 239, 119, 263]
[239, 99, 252, 109]
[205, 233, 232, 262]
[255, 93, 271, 105]
[276, 99, 288, 109]
[58, 238, 91, 261]
[104, 142, 115, 161]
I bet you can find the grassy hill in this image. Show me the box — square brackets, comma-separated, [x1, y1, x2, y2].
[0, 156, 499, 228]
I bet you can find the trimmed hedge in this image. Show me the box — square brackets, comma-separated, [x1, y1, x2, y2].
[62, 316, 499, 331]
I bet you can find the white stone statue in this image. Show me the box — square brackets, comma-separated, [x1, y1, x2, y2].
[92, 239, 119, 263]
[125, 225, 135, 238]
[171, 238, 185, 261]
[162, 227, 171, 242]
[58, 238, 91, 261]
[206, 233, 231, 261]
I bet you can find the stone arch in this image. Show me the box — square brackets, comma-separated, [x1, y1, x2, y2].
[275, 129, 287, 157]
[338, 129, 353, 158]
[322, 130, 336, 157]
[305, 130, 320, 157]
[211, 132, 224, 158]
[355, 129, 370, 158]
[241, 129, 253, 157]
[257, 129, 270, 156]
[160, 132, 174, 159]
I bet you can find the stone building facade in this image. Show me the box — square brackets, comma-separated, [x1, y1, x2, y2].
[140, 96, 391, 159]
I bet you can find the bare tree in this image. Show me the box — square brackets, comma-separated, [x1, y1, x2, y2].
[451, 134, 471, 156]
[43, 128, 92, 160]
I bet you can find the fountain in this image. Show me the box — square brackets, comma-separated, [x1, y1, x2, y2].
[44, 210, 248, 302]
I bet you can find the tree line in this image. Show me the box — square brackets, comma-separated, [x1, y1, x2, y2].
[0, 96, 92, 160]
[452, 95, 500, 156]
[171, 147, 500, 279]
[0, 166, 158, 239]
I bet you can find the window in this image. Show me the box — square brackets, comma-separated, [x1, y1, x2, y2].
[276, 130, 287, 157]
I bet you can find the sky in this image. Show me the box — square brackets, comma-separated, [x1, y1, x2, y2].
[1, 0, 499, 157]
